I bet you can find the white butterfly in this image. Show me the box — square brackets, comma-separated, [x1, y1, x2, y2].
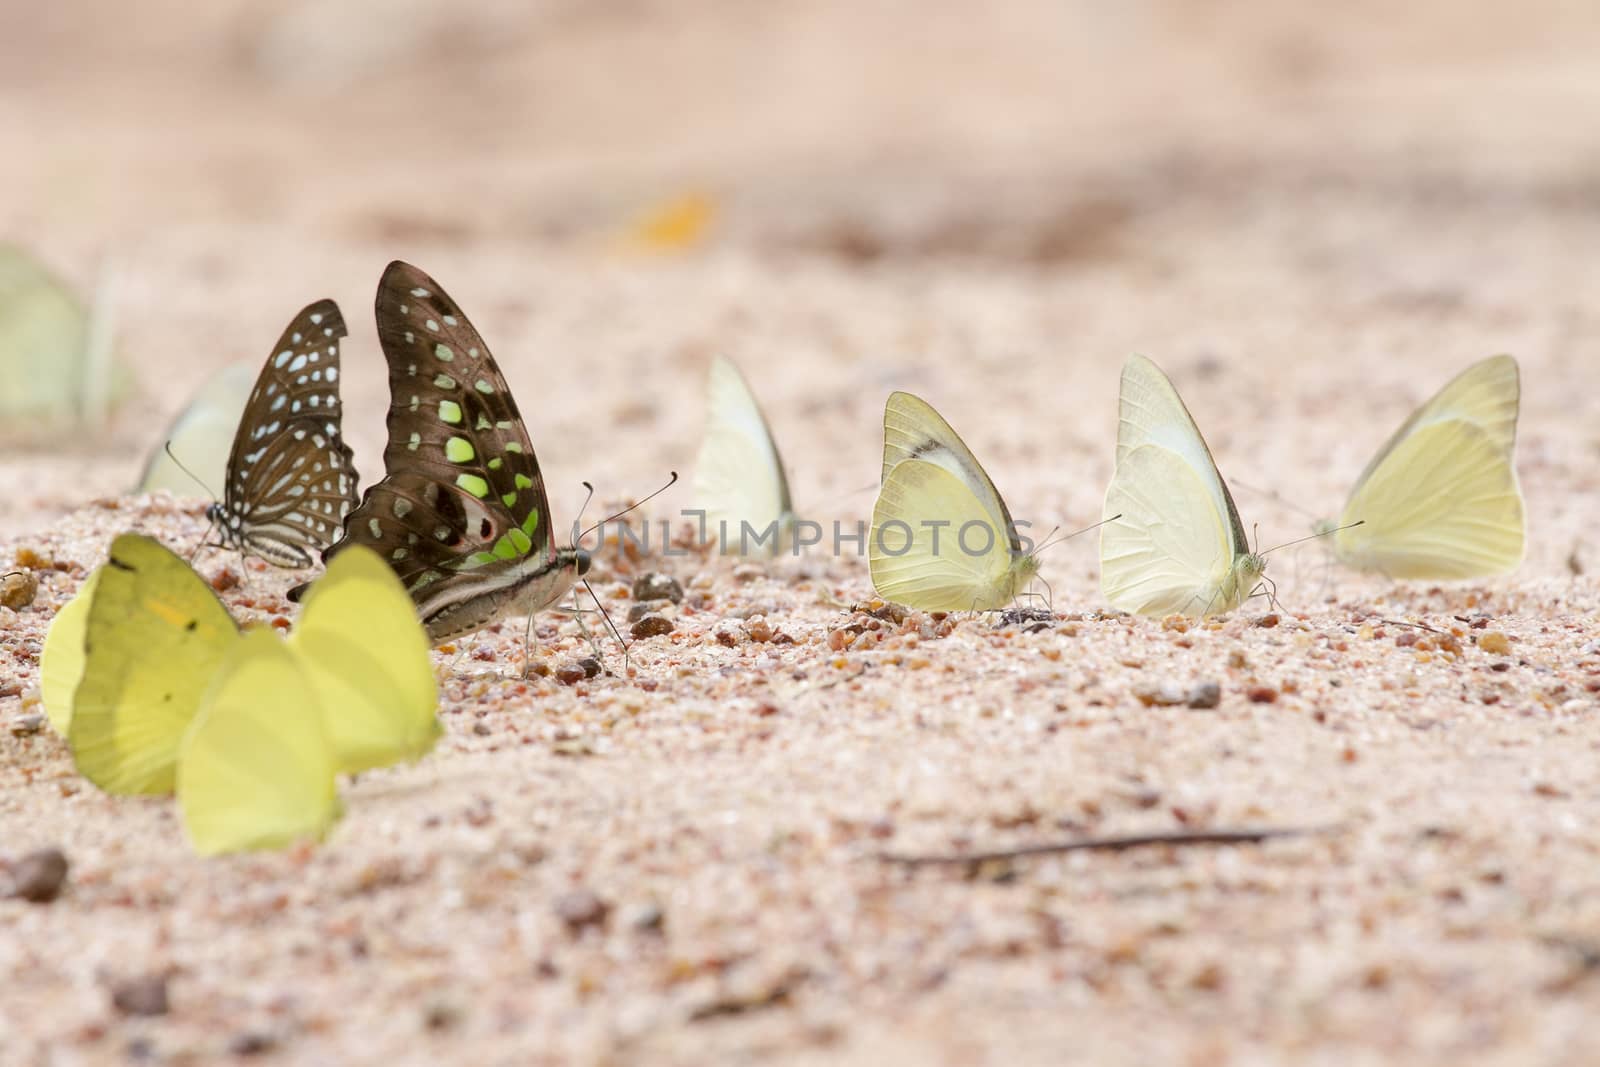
[0, 244, 127, 423]
[1101, 355, 1264, 617]
[1318, 355, 1524, 578]
[692, 357, 796, 554]
[869, 391, 1038, 611]
[135, 362, 256, 494]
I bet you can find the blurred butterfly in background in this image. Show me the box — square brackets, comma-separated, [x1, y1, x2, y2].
[0, 243, 129, 423]
[306, 261, 589, 645]
[692, 356, 797, 555]
[1316, 355, 1525, 578]
[201, 299, 361, 567]
[869, 391, 1040, 612]
[135, 361, 255, 495]
[42, 533, 439, 853]
[1100, 355, 1265, 617]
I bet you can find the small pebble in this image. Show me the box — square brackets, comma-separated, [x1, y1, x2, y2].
[0, 570, 38, 610]
[630, 572, 684, 604]
[1478, 631, 1512, 655]
[555, 889, 611, 932]
[631, 614, 674, 639]
[578, 657, 602, 679]
[1254, 613, 1279, 629]
[732, 563, 764, 583]
[227, 1031, 279, 1056]
[1134, 685, 1187, 707]
[1186, 681, 1222, 709]
[623, 900, 666, 933]
[554, 662, 587, 686]
[111, 974, 169, 1017]
[7, 847, 68, 902]
[8, 713, 44, 736]
[627, 599, 672, 623]
[1247, 685, 1279, 704]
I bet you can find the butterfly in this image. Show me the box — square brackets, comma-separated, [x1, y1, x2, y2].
[692, 356, 797, 555]
[308, 261, 590, 645]
[868, 391, 1039, 611]
[204, 299, 360, 567]
[136, 361, 255, 494]
[177, 628, 344, 856]
[1100, 355, 1265, 617]
[1316, 355, 1524, 578]
[0, 242, 130, 423]
[45, 534, 439, 810]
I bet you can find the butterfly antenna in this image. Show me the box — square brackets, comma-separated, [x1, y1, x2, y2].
[1033, 513, 1120, 557]
[577, 471, 679, 542]
[160, 441, 220, 500]
[1260, 520, 1364, 558]
[582, 577, 631, 672]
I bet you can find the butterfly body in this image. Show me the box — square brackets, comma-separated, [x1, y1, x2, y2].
[1101, 355, 1264, 617]
[1317, 355, 1524, 579]
[206, 299, 359, 568]
[315, 262, 588, 646]
[869, 392, 1038, 612]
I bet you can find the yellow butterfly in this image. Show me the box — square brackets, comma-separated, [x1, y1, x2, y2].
[1101, 355, 1264, 617]
[288, 546, 441, 774]
[1316, 355, 1524, 578]
[65, 535, 240, 794]
[178, 629, 343, 856]
[44, 535, 440, 800]
[135, 362, 256, 495]
[692, 357, 797, 555]
[869, 391, 1039, 611]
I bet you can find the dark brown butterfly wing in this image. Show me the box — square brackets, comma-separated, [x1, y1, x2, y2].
[212, 300, 358, 567]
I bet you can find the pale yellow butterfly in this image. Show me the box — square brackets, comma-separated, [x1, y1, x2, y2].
[1101, 355, 1264, 617]
[692, 356, 797, 555]
[869, 391, 1038, 611]
[135, 362, 257, 495]
[1316, 355, 1524, 578]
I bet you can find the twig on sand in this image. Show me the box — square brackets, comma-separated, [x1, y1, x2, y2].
[878, 825, 1333, 867]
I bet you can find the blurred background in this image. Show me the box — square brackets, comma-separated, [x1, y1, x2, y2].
[4, 0, 1600, 565]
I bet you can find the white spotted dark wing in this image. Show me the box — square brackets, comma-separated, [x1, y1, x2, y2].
[210, 300, 360, 567]
[311, 262, 582, 643]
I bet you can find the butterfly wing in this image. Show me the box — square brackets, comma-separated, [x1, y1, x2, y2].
[870, 458, 1027, 611]
[215, 300, 359, 567]
[68, 534, 240, 795]
[40, 568, 99, 736]
[693, 357, 795, 553]
[882, 391, 1026, 555]
[288, 546, 441, 774]
[1101, 356, 1260, 616]
[320, 262, 576, 642]
[178, 629, 341, 856]
[1330, 355, 1524, 577]
[137, 362, 256, 494]
[0, 243, 88, 420]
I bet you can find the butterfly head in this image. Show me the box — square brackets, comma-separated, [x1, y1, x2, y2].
[573, 547, 592, 577]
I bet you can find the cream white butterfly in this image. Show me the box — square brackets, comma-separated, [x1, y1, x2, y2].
[135, 362, 256, 494]
[1101, 355, 1264, 617]
[692, 356, 797, 555]
[869, 391, 1038, 611]
[0, 244, 128, 423]
[1316, 355, 1524, 578]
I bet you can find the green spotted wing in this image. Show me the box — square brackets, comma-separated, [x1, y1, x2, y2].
[320, 261, 582, 643]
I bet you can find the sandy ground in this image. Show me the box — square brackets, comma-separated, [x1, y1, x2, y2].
[4, 2, 1600, 1064]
